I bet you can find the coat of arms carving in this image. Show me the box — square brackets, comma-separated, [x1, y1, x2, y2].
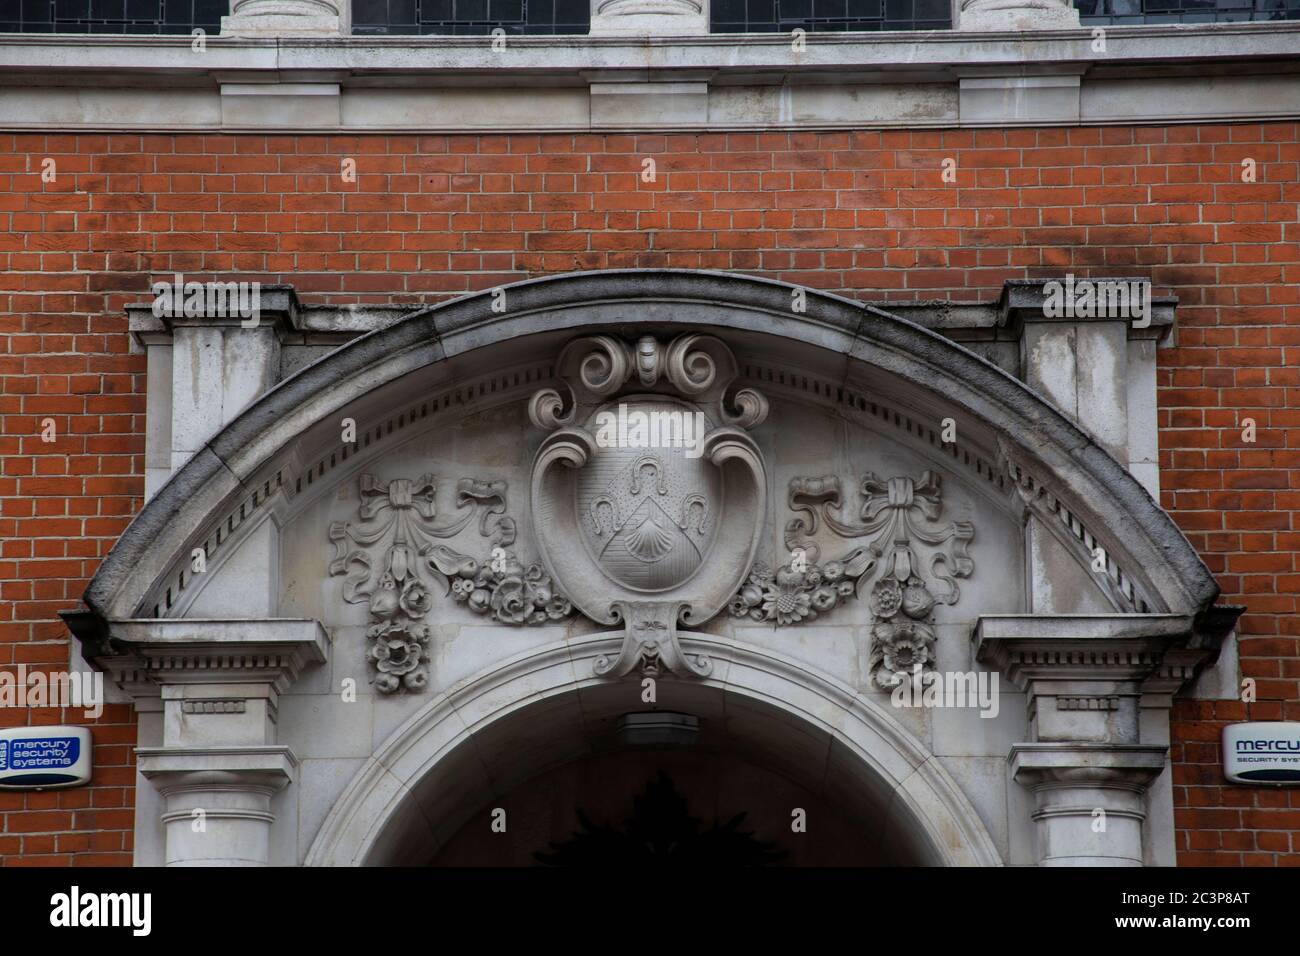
[529, 334, 769, 679]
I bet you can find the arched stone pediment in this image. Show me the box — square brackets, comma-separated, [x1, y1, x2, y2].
[83, 269, 1218, 626]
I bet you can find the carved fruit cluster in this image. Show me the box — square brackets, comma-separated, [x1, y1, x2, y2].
[728, 560, 860, 626]
[449, 549, 572, 626]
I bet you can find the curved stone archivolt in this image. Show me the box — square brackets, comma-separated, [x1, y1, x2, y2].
[64, 269, 1241, 868]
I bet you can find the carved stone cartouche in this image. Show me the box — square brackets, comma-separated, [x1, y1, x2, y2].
[529, 333, 768, 680]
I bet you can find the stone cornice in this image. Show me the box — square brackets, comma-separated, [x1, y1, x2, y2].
[0, 25, 1296, 132]
[1, 23, 1298, 71]
[972, 612, 1241, 703]
[122, 280, 1176, 349]
[88, 618, 330, 698]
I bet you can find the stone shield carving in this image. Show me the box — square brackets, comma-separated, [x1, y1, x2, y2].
[530, 334, 768, 679]
[576, 398, 719, 591]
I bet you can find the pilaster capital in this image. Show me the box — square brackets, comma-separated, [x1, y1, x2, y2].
[1010, 742, 1168, 792]
[136, 745, 298, 794]
[998, 278, 1176, 344]
[126, 284, 304, 347]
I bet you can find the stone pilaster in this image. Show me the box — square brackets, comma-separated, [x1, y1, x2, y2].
[1003, 279, 1175, 473]
[129, 286, 300, 501]
[974, 613, 1223, 866]
[136, 747, 297, 867]
[93, 619, 329, 867]
[1010, 744, 1166, 866]
[1000, 279, 1176, 621]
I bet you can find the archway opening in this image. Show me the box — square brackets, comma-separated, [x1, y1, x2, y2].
[430, 748, 905, 866]
[357, 674, 946, 867]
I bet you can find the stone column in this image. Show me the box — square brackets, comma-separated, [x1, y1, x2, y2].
[136, 748, 297, 867]
[957, 0, 1079, 31]
[95, 619, 328, 866]
[222, 0, 348, 36]
[589, 0, 709, 36]
[1010, 744, 1166, 866]
[974, 613, 1223, 866]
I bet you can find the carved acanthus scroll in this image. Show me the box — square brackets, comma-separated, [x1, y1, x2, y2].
[731, 470, 975, 688]
[329, 474, 570, 694]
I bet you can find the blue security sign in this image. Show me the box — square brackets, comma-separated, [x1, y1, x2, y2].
[1223, 722, 1300, 785]
[0, 726, 92, 789]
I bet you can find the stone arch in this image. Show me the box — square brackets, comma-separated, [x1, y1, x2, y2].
[303, 632, 1004, 866]
[85, 269, 1219, 624]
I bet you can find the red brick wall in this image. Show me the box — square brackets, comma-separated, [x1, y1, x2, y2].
[1, 123, 1297, 865]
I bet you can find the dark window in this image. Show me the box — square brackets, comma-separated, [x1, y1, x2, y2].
[0, 0, 225, 32]
[712, 0, 951, 30]
[352, 0, 589, 33]
[1078, 0, 1300, 22]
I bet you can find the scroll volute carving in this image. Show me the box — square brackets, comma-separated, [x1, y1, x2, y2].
[528, 333, 769, 434]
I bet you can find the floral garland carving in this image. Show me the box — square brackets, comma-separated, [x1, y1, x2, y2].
[731, 470, 974, 690]
[729, 558, 859, 626]
[329, 474, 571, 694]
